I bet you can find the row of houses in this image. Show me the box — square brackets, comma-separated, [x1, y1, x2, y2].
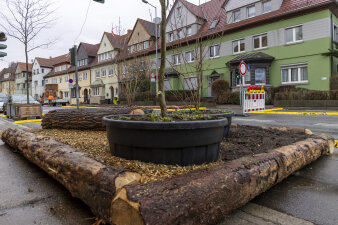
[1, 0, 338, 104]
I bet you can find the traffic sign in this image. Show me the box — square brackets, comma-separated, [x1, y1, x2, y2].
[69, 79, 73, 84]
[150, 72, 155, 82]
[239, 61, 247, 76]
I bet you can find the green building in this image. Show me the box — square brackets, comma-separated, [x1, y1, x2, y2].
[150, 0, 338, 97]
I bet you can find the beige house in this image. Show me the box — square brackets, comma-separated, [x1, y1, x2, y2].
[0, 63, 17, 95]
[15, 62, 32, 95]
[90, 32, 129, 104]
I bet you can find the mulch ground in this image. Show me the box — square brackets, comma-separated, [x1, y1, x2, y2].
[31, 125, 310, 183]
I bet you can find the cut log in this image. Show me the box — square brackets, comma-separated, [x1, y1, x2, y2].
[110, 134, 334, 225]
[1, 128, 141, 223]
[41, 107, 143, 130]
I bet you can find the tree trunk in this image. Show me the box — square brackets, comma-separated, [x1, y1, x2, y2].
[1, 128, 142, 223]
[158, 0, 167, 117]
[25, 42, 30, 104]
[42, 107, 144, 130]
[110, 134, 333, 225]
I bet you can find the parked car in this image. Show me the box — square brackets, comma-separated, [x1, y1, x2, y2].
[3, 94, 40, 115]
[0, 93, 8, 112]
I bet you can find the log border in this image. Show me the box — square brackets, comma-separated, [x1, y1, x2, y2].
[1, 126, 334, 225]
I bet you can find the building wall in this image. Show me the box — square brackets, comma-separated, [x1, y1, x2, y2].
[1, 81, 15, 95]
[160, 9, 333, 97]
[97, 35, 113, 55]
[128, 22, 151, 46]
[32, 61, 51, 100]
[69, 69, 91, 104]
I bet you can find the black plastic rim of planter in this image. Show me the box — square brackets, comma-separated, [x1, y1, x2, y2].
[102, 115, 228, 166]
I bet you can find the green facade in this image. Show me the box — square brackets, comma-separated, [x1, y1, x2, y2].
[152, 9, 338, 97]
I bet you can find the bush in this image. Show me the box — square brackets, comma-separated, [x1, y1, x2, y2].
[137, 79, 151, 92]
[135, 91, 155, 102]
[229, 92, 240, 105]
[304, 91, 328, 100]
[329, 90, 338, 100]
[211, 79, 229, 96]
[165, 90, 195, 102]
[216, 92, 231, 104]
[330, 75, 338, 90]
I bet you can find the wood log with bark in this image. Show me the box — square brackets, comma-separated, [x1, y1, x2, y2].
[1, 128, 141, 223]
[41, 107, 144, 130]
[110, 133, 334, 225]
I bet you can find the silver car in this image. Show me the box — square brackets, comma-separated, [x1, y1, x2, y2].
[0, 93, 8, 112]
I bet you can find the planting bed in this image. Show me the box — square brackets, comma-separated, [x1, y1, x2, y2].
[2, 125, 333, 225]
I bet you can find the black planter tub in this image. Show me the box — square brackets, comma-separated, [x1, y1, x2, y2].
[102, 115, 228, 166]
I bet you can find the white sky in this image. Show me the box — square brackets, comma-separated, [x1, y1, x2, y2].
[0, 0, 208, 70]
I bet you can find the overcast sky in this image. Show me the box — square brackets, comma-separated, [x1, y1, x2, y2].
[0, 0, 208, 70]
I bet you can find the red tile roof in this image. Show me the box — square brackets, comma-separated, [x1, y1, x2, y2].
[80, 42, 100, 57]
[36, 57, 54, 68]
[16, 62, 33, 72]
[0, 63, 17, 81]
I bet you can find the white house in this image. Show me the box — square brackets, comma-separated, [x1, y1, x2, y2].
[32, 57, 53, 100]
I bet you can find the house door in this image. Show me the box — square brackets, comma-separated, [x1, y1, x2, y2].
[110, 87, 114, 99]
[84, 89, 88, 103]
[208, 76, 220, 97]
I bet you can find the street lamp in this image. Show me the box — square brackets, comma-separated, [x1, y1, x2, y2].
[142, 0, 159, 97]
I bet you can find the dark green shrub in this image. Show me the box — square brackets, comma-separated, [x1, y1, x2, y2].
[216, 91, 231, 104]
[211, 79, 229, 96]
[229, 92, 240, 105]
[329, 90, 338, 100]
[304, 91, 328, 100]
[137, 79, 151, 92]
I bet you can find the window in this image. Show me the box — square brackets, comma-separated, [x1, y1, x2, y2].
[210, 44, 220, 58]
[108, 68, 113, 76]
[172, 54, 181, 65]
[61, 65, 67, 71]
[42, 80, 44, 86]
[52, 78, 57, 84]
[144, 41, 149, 49]
[93, 87, 100, 96]
[164, 79, 171, 91]
[253, 33, 268, 49]
[78, 73, 82, 81]
[17, 84, 20, 89]
[34, 81, 38, 87]
[83, 72, 88, 80]
[233, 39, 245, 54]
[185, 50, 195, 63]
[168, 33, 174, 42]
[177, 29, 183, 39]
[65, 76, 69, 82]
[122, 65, 128, 74]
[41, 68, 44, 73]
[334, 25, 338, 42]
[184, 77, 198, 90]
[64, 91, 69, 98]
[233, 10, 241, 22]
[209, 19, 219, 29]
[281, 64, 308, 84]
[102, 68, 106, 77]
[262, 0, 272, 13]
[247, 5, 255, 18]
[285, 25, 303, 44]
[96, 70, 100, 78]
[59, 77, 62, 83]
[130, 45, 135, 53]
[177, 6, 182, 17]
[137, 43, 141, 51]
[187, 26, 192, 36]
[255, 68, 266, 85]
[140, 61, 146, 71]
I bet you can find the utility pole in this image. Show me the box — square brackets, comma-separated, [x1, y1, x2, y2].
[74, 45, 80, 110]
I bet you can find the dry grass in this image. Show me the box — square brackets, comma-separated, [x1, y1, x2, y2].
[31, 129, 220, 183]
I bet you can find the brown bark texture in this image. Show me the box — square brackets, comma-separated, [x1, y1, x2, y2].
[41, 107, 143, 130]
[1, 128, 141, 223]
[111, 133, 334, 225]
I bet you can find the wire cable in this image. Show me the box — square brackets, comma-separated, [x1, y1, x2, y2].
[73, 0, 92, 45]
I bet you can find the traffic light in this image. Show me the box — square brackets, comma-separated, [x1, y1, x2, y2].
[0, 32, 7, 58]
[235, 69, 240, 79]
[93, 0, 105, 3]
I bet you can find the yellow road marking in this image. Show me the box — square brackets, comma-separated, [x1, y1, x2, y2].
[262, 108, 284, 112]
[251, 111, 338, 116]
[153, 107, 207, 112]
[14, 119, 42, 124]
[0, 114, 6, 118]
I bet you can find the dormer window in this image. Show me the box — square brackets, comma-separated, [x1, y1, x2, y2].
[187, 26, 192, 36]
[247, 5, 255, 18]
[177, 6, 182, 17]
[137, 43, 141, 51]
[144, 41, 149, 49]
[263, 0, 272, 13]
[233, 10, 241, 22]
[209, 19, 219, 29]
[130, 45, 135, 53]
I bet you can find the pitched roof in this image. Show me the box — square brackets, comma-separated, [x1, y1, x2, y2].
[16, 62, 33, 72]
[179, 0, 205, 19]
[138, 18, 159, 37]
[49, 53, 70, 66]
[79, 42, 100, 57]
[227, 52, 275, 65]
[0, 63, 17, 82]
[105, 32, 129, 49]
[36, 57, 54, 68]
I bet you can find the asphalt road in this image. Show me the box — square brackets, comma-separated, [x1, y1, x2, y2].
[0, 107, 337, 225]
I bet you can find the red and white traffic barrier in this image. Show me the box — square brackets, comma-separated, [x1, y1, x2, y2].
[243, 86, 266, 114]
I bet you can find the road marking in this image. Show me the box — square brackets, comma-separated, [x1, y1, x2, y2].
[314, 123, 338, 127]
[0, 115, 6, 118]
[233, 118, 276, 123]
[262, 108, 284, 112]
[153, 107, 207, 111]
[251, 111, 338, 116]
[14, 119, 42, 124]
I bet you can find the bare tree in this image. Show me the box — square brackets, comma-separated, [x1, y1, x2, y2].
[0, 0, 57, 103]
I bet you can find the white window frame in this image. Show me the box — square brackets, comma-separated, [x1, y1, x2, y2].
[233, 10, 241, 22]
[78, 73, 83, 81]
[96, 70, 100, 78]
[93, 87, 100, 96]
[64, 91, 69, 98]
[176, 6, 182, 17]
[262, 0, 272, 14]
[102, 68, 106, 77]
[108, 67, 114, 76]
[144, 41, 149, 49]
[83, 72, 87, 80]
[169, 32, 174, 42]
[253, 33, 268, 50]
[172, 54, 181, 65]
[59, 77, 62, 83]
[247, 5, 256, 18]
[209, 44, 220, 58]
[185, 50, 195, 63]
[187, 26, 192, 36]
[137, 43, 141, 51]
[333, 24, 338, 42]
[232, 39, 245, 54]
[285, 25, 303, 44]
[52, 78, 57, 84]
[184, 76, 198, 90]
[281, 63, 308, 85]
